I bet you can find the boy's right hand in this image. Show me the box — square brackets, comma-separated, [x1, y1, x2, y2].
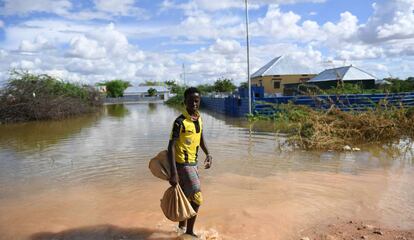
[169, 174, 178, 186]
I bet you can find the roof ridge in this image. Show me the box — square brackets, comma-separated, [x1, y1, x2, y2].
[262, 55, 283, 76]
[350, 65, 378, 80]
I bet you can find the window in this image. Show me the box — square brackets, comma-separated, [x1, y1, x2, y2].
[273, 81, 281, 89]
[300, 78, 310, 82]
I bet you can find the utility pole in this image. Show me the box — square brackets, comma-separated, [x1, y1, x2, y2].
[182, 63, 186, 86]
[245, 0, 252, 114]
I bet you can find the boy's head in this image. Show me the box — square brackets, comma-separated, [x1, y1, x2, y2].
[184, 87, 201, 114]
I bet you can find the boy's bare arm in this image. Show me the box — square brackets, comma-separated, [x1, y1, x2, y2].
[200, 132, 212, 169]
[167, 139, 178, 186]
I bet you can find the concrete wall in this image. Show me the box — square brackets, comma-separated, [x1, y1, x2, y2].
[251, 74, 316, 95]
[104, 95, 162, 104]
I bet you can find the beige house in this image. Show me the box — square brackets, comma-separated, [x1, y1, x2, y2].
[251, 56, 317, 95]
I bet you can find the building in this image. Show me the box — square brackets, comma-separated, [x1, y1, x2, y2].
[251, 55, 317, 96]
[306, 65, 377, 89]
[124, 85, 170, 100]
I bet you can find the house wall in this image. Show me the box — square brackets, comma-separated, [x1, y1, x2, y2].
[310, 80, 376, 90]
[251, 74, 316, 95]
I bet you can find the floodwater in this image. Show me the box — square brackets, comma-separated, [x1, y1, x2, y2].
[0, 103, 413, 240]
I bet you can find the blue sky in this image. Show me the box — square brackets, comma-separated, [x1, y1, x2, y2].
[0, 0, 413, 86]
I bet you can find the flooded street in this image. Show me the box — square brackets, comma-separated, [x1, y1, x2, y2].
[0, 103, 413, 240]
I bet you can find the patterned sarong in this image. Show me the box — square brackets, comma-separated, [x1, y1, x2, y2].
[177, 165, 202, 205]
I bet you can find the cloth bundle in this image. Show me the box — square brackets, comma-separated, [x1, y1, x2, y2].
[149, 150, 196, 222]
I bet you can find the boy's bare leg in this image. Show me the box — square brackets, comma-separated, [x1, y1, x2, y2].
[185, 202, 199, 236]
[179, 220, 186, 230]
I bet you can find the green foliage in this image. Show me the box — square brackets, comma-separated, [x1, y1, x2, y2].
[165, 94, 184, 107]
[384, 77, 414, 93]
[324, 83, 365, 95]
[214, 78, 236, 93]
[249, 102, 414, 150]
[239, 82, 248, 88]
[6, 70, 92, 100]
[164, 80, 177, 87]
[140, 80, 163, 86]
[98, 79, 131, 98]
[0, 71, 102, 123]
[147, 87, 157, 96]
[196, 83, 215, 94]
[164, 80, 186, 95]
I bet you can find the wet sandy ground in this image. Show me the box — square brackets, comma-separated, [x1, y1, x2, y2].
[1, 170, 413, 240]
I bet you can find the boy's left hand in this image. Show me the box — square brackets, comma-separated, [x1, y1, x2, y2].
[204, 155, 212, 169]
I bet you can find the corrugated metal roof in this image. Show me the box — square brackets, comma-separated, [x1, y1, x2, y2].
[124, 86, 169, 94]
[251, 55, 315, 78]
[308, 65, 377, 82]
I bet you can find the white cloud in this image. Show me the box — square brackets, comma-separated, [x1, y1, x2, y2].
[87, 23, 130, 56]
[10, 59, 41, 70]
[175, 0, 326, 11]
[0, 20, 4, 28]
[337, 44, 384, 60]
[0, 49, 8, 59]
[3, 20, 95, 50]
[127, 51, 146, 62]
[322, 11, 359, 45]
[19, 35, 55, 52]
[359, 0, 414, 43]
[66, 35, 106, 59]
[209, 39, 241, 55]
[0, 0, 72, 16]
[252, 5, 325, 42]
[66, 59, 113, 75]
[93, 0, 148, 18]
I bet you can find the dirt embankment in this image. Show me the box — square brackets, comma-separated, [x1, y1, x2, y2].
[299, 220, 414, 240]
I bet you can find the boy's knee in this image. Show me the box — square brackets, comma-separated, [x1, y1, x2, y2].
[192, 191, 203, 206]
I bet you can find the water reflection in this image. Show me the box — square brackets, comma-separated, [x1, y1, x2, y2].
[0, 103, 413, 239]
[147, 102, 157, 113]
[0, 114, 99, 152]
[105, 104, 130, 118]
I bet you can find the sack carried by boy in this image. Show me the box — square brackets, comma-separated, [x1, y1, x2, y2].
[149, 150, 196, 222]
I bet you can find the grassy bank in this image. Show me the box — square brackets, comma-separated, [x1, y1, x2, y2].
[0, 72, 102, 123]
[249, 103, 414, 150]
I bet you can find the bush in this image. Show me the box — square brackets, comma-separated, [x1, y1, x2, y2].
[249, 103, 414, 150]
[98, 79, 131, 97]
[214, 78, 236, 93]
[0, 71, 102, 123]
[147, 87, 157, 96]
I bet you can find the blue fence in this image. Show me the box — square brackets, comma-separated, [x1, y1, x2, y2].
[255, 92, 414, 115]
[202, 92, 414, 117]
[201, 97, 250, 117]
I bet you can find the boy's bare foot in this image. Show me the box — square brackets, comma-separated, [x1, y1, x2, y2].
[186, 232, 198, 239]
[175, 225, 186, 234]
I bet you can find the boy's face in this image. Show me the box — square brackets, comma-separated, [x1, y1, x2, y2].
[185, 92, 201, 114]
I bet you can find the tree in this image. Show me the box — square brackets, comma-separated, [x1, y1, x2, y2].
[196, 83, 214, 94]
[97, 79, 131, 98]
[147, 87, 157, 96]
[140, 80, 163, 86]
[214, 78, 236, 93]
[239, 82, 248, 88]
[164, 80, 185, 94]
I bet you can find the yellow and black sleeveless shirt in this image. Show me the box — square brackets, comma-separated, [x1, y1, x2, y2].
[170, 110, 202, 166]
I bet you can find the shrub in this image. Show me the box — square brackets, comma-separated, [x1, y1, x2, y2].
[0, 71, 102, 123]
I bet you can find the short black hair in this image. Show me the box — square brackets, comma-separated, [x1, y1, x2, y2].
[184, 87, 200, 100]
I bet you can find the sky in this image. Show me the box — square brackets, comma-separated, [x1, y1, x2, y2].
[0, 0, 413, 86]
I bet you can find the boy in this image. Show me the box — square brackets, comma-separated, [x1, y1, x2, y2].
[168, 87, 212, 238]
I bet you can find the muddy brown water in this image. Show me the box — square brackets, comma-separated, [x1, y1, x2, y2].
[0, 103, 413, 240]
